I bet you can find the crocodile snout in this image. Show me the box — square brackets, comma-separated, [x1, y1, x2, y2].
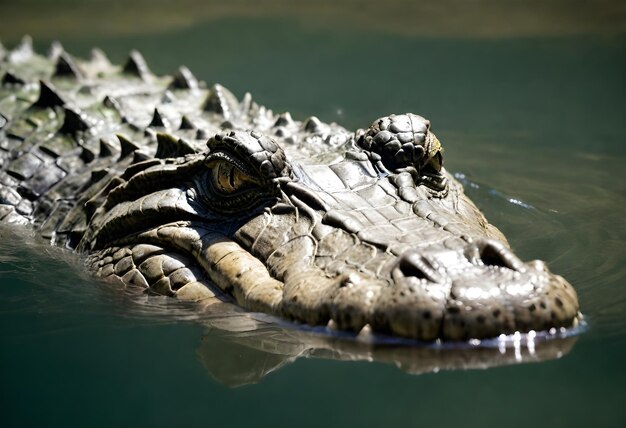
[382, 240, 581, 340]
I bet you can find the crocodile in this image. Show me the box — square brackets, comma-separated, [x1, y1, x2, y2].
[0, 37, 582, 342]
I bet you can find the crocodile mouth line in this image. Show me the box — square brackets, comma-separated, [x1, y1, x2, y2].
[278, 313, 587, 349]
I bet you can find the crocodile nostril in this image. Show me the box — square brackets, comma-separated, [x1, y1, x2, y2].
[480, 244, 509, 268]
[470, 240, 525, 271]
[399, 258, 428, 280]
[398, 252, 442, 283]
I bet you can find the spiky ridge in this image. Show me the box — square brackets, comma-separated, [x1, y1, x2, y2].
[0, 37, 351, 243]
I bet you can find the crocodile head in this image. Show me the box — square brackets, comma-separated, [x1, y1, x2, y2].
[79, 113, 581, 341]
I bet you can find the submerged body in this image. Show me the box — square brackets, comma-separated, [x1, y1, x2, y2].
[0, 38, 581, 341]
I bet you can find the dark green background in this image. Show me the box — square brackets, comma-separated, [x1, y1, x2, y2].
[1, 1, 625, 427]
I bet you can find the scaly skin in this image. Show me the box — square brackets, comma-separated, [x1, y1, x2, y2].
[0, 37, 582, 341]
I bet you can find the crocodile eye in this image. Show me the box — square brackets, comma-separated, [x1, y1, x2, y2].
[208, 160, 257, 194]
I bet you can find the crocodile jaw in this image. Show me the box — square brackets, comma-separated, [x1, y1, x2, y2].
[86, 213, 580, 341]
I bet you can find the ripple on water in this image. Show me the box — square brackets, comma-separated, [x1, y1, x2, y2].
[453, 147, 626, 339]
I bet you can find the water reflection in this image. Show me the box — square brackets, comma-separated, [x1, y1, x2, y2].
[101, 278, 582, 387]
[87, 272, 586, 387]
[193, 309, 579, 387]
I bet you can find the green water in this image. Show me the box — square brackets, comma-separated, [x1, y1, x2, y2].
[1, 3, 626, 427]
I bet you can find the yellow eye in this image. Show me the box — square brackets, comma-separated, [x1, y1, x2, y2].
[210, 160, 256, 194]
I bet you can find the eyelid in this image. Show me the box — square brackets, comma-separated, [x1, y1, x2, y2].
[207, 159, 260, 194]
